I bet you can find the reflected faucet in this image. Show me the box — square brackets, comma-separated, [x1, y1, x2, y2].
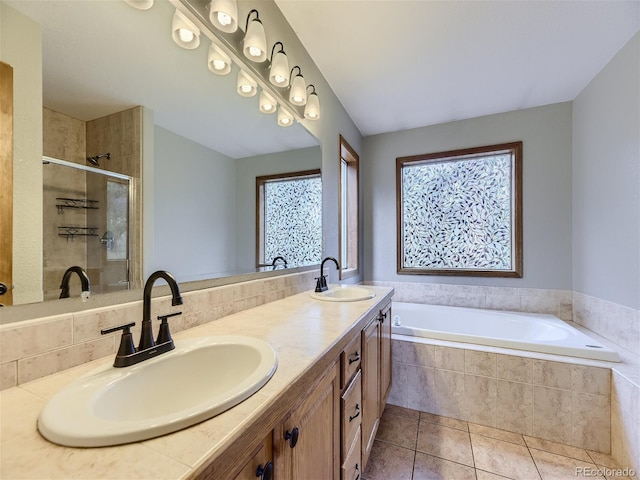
[315, 256, 340, 292]
[140, 270, 183, 351]
[59, 266, 91, 300]
[271, 256, 287, 269]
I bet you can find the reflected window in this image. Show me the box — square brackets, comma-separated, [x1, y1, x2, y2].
[339, 135, 359, 279]
[256, 170, 322, 268]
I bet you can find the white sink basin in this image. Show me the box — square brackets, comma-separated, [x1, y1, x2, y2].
[38, 335, 277, 447]
[310, 285, 376, 302]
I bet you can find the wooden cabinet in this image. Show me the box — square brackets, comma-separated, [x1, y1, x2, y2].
[361, 316, 380, 468]
[275, 361, 340, 480]
[361, 301, 393, 470]
[232, 435, 273, 480]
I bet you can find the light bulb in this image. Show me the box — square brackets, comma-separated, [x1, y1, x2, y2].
[307, 112, 317, 119]
[274, 75, 285, 84]
[248, 46, 262, 58]
[212, 59, 226, 70]
[217, 11, 232, 26]
[263, 104, 273, 112]
[240, 84, 252, 94]
[178, 28, 194, 43]
[281, 117, 291, 125]
[293, 96, 303, 103]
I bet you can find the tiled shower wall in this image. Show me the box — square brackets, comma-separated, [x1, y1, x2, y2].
[0, 270, 316, 389]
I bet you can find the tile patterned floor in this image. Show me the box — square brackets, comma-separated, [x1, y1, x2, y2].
[363, 405, 634, 480]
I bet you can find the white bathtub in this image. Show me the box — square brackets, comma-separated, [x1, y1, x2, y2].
[391, 302, 620, 362]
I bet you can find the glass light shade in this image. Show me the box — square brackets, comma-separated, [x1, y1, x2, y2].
[209, 0, 238, 33]
[243, 18, 267, 62]
[124, 0, 153, 10]
[289, 74, 307, 106]
[237, 70, 257, 97]
[277, 106, 294, 127]
[172, 10, 200, 50]
[207, 43, 231, 76]
[259, 90, 277, 114]
[269, 51, 289, 87]
[304, 92, 320, 120]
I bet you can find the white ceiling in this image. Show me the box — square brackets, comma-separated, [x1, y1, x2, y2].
[275, 0, 640, 136]
[7, 0, 639, 151]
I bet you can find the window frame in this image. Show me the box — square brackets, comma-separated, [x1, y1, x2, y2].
[338, 135, 360, 280]
[255, 168, 322, 268]
[396, 141, 523, 277]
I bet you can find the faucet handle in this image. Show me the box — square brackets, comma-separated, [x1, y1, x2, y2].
[314, 275, 328, 293]
[156, 312, 181, 344]
[101, 322, 136, 359]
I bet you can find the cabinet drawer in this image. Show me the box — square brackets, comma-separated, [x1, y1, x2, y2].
[341, 425, 362, 480]
[341, 370, 362, 457]
[341, 334, 361, 389]
[232, 434, 272, 480]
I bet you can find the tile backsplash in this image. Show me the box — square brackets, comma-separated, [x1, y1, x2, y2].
[0, 270, 316, 390]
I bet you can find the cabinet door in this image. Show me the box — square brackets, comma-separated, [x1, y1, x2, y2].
[379, 302, 392, 414]
[361, 317, 380, 469]
[233, 434, 273, 480]
[278, 362, 340, 480]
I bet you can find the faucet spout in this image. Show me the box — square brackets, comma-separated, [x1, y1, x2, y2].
[315, 256, 340, 292]
[140, 271, 183, 350]
[271, 256, 288, 269]
[59, 266, 91, 299]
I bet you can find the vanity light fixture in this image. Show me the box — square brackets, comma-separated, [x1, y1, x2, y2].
[124, 0, 153, 10]
[207, 43, 232, 75]
[304, 85, 320, 120]
[171, 9, 200, 49]
[259, 90, 277, 114]
[209, 0, 238, 33]
[289, 66, 307, 106]
[237, 70, 257, 97]
[277, 106, 294, 127]
[243, 9, 267, 63]
[269, 42, 290, 87]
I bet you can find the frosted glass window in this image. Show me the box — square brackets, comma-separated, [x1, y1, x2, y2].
[257, 170, 322, 268]
[106, 179, 129, 261]
[397, 142, 522, 277]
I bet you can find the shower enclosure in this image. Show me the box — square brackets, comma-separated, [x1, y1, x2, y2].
[42, 156, 132, 300]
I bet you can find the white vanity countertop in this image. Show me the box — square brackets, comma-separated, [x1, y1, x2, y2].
[0, 287, 393, 480]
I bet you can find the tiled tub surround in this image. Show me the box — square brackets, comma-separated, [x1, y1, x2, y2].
[0, 270, 317, 390]
[0, 284, 394, 479]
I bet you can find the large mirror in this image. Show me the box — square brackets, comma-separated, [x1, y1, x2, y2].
[2, 0, 322, 313]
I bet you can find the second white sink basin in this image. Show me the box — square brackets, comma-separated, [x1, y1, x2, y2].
[38, 335, 277, 447]
[310, 285, 376, 302]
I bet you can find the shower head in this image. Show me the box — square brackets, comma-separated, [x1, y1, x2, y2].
[87, 153, 111, 167]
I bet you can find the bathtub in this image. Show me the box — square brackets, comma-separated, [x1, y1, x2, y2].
[391, 302, 620, 362]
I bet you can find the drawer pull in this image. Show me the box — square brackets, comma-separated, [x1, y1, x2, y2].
[349, 404, 361, 422]
[284, 427, 299, 448]
[348, 352, 360, 365]
[379, 311, 388, 323]
[354, 463, 360, 480]
[255, 462, 273, 480]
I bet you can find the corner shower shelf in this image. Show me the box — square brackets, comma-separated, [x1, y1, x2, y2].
[55, 197, 99, 214]
[58, 226, 99, 242]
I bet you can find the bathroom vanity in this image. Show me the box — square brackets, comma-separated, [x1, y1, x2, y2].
[0, 286, 393, 480]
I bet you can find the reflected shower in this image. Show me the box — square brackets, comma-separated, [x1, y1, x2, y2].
[87, 153, 111, 167]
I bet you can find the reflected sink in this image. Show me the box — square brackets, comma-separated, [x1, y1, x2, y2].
[38, 336, 277, 447]
[310, 285, 376, 302]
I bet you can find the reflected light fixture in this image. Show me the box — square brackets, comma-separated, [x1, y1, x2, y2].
[209, 0, 238, 33]
[243, 9, 267, 63]
[277, 106, 294, 127]
[172, 9, 200, 49]
[207, 43, 231, 75]
[124, 0, 154, 10]
[269, 42, 290, 88]
[259, 90, 277, 114]
[304, 85, 320, 120]
[237, 70, 257, 97]
[289, 66, 307, 106]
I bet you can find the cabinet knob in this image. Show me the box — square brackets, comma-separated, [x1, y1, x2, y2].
[255, 462, 273, 480]
[284, 427, 299, 448]
[379, 311, 388, 323]
[349, 403, 361, 422]
[348, 352, 360, 364]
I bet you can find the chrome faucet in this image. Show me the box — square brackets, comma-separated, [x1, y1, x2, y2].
[59, 266, 91, 300]
[100, 270, 183, 368]
[315, 257, 340, 292]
